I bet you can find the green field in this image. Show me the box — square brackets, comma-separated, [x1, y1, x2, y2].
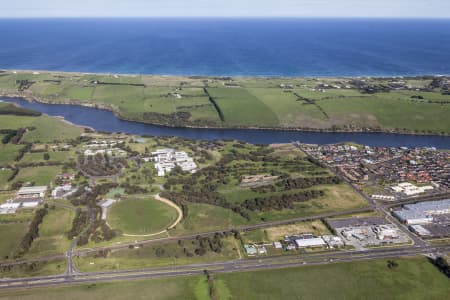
[172, 203, 250, 235]
[0, 275, 206, 300]
[19, 151, 75, 165]
[206, 87, 279, 126]
[2, 257, 449, 299]
[0, 223, 28, 259]
[108, 196, 178, 235]
[0, 115, 82, 143]
[0, 144, 23, 165]
[74, 236, 240, 272]
[0, 258, 66, 278]
[0, 169, 13, 189]
[1, 71, 449, 133]
[14, 165, 61, 186]
[26, 207, 74, 257]
[212, 257, 450, 300]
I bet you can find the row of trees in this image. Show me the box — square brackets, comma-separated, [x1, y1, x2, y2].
[241, 190, 325, 212]
[277, 176, 341, 191]
[16, 208, 48, 257]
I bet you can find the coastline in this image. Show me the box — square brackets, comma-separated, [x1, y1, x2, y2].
[2, 68, 449, 80]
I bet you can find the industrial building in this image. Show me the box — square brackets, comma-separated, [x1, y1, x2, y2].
[13, 186, 47, 208]
[327, 217, 410, 249]
[393, 199, 450, 225]
[393, 199, 450, 238]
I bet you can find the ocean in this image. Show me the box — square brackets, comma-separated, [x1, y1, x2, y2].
[0, 18, 449, 77]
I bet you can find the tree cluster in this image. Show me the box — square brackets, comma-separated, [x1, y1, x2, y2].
[16, 208, 48, 257]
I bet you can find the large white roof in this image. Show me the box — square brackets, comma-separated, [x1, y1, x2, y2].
[17, 186, 47, 193]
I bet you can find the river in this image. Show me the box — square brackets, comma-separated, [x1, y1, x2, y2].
[3, 98, 450, 149]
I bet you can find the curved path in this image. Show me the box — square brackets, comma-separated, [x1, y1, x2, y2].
[121, 193, 183, 237]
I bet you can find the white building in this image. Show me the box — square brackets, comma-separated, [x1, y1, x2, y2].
[391, 182, 434, 197]
[294, 237, 326, 248]
[409, 224, 431, 237]
[322, 235, 345, 248]
[393, 199, 450, 225]
[16, 186, 47, 199]
[98, 199, 117, 220]
[152, 148, 197, 176]
[0, 201, 20, 214]
[52, 185, 77, 199]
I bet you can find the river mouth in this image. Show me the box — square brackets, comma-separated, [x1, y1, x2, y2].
[3, 97, 450, 149]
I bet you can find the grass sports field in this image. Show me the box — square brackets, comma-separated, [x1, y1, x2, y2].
[1, 71, 449, 133]
[108, 196, 178, 235]
[1, 257, 448, 299]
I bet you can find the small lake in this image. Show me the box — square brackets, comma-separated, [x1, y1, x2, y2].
[3, 97, 450, 149]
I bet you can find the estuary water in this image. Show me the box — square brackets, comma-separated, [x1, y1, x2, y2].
[4, 98, 450, 149]
[0, 18, 450, 77]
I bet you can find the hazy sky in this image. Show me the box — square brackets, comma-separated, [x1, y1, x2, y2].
[1, 0, 449, 18]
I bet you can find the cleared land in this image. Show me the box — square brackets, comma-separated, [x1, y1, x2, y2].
[13, 165, 61, 186]
[26, 207, 75, 257]
[0, 223, 28, 259]
[1, 257, 449, 299]
[108, 196, 178, 235]
[0, 144, 23, 165]
[0, 115, 82, 143]
[1, 71, 449, 133]
[0, 275, 206, 300]
[213, 257, 450, 300]
[75, 236, 239, 272]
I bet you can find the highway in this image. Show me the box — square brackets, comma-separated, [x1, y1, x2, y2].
[0, 143, 447, 292]
[0, 243, 449, 290]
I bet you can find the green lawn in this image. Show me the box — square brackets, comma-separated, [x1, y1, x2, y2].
[0, 223, 28, 259]
[0, 275, 206, 300]
[14, 165, 61, 186]
[108, 196, 178, 235]
[214, 257, 450, 300]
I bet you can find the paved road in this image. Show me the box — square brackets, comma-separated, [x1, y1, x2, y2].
[1, 243, 449, 290]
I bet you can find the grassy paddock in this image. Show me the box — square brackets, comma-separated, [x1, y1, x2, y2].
[26, 207, 75, 257]
[74, 236, 239, 272]
[0, 223, 28, 259]
[214, 257, 450, 300]
[14, 165, 61, 186]
[2, 71, 449, 133]
[0, 275, 206, 300]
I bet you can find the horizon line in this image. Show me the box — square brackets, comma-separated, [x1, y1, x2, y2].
[1, 16, 450, 20]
